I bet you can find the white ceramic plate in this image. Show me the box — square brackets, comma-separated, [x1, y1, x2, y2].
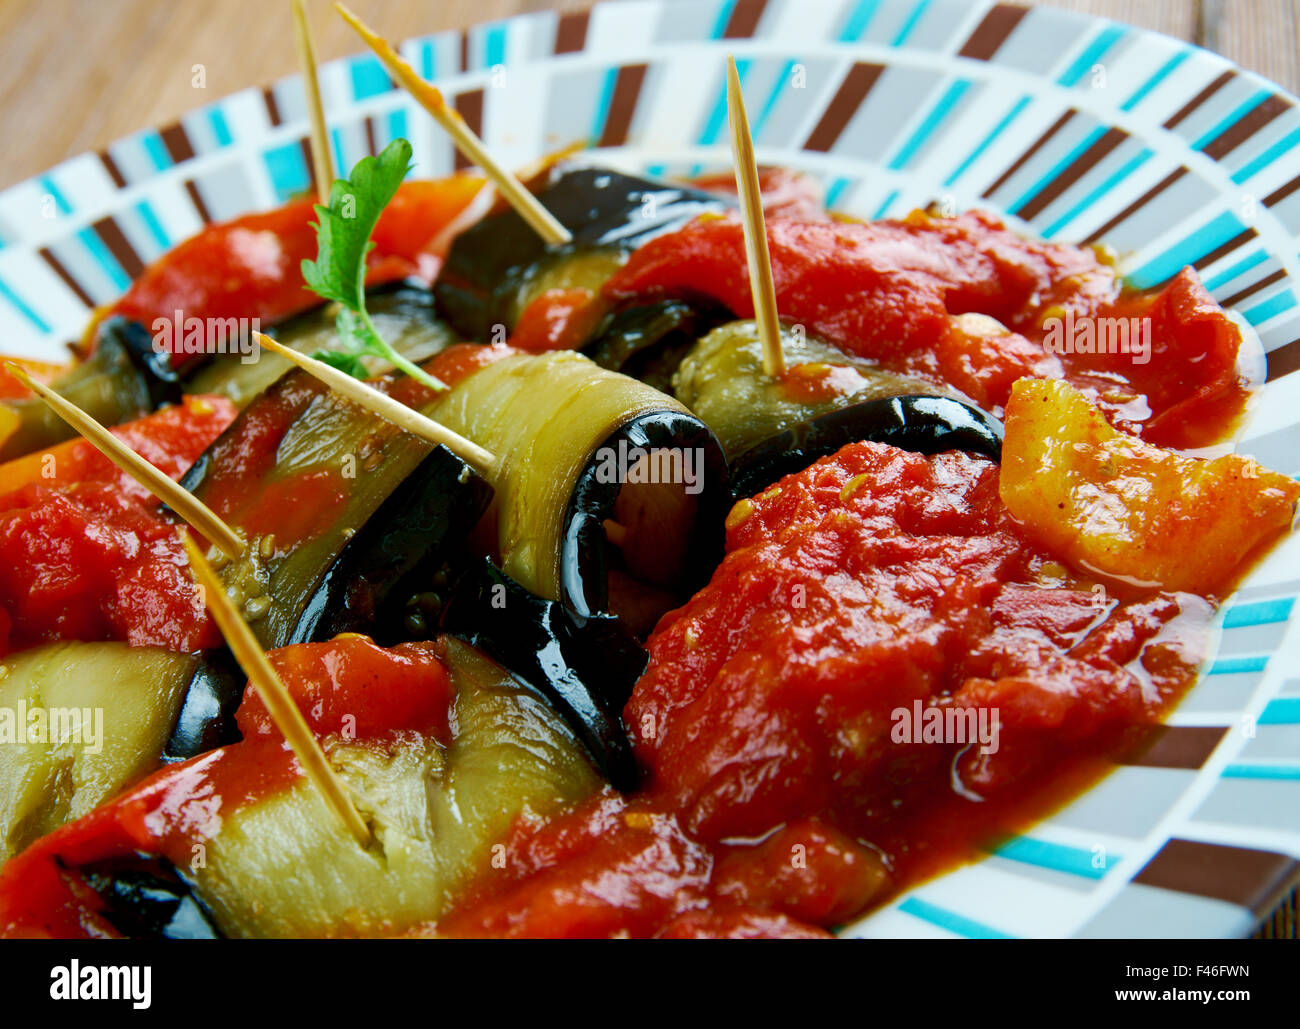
[2, 0, 1298, 938]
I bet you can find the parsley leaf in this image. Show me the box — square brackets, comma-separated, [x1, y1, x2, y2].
[301, 138, 446, 391]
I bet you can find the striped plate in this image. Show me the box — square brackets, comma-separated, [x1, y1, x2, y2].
[2, 0, 1298, 938]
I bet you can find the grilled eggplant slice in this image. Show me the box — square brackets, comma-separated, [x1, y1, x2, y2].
[179, 367, 492, 650]
[0, 324, 178, 461]
[81, 858, 221, 939]
[0, 642, 234, 861]
[583, 298, 729, 394]
[434, 167, 729, 342]
[729, 394, 1005, 500]
[440, 559, 645, 790]
[428, 350, 728, 633]
[183, 282, 454, 407]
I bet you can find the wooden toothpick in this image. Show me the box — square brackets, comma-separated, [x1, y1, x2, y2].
[4, 361, 244, 558]
[334, 2, 572, 246]
[725, 56, 784, 378]
[292, 0, 336, 204]
[182, 534, 373, 849]
[253, 333, 497, 475]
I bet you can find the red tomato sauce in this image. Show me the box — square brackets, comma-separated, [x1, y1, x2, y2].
[0, 395, 236, 656]
[435, 443, 1215, 937]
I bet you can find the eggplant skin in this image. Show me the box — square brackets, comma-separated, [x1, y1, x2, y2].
[434, 167, 729, 341]
[728, 395, 1005, 500]
[440, 559, 645, 792]
[582, 299, 730, 395]
[288, 445, 493, 646]
[563, 409, 729, 622]
[81, 858, 222, 940]
[162, 649, 246, 763]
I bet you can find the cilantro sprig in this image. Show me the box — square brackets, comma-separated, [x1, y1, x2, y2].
[302, 138, 446, 390]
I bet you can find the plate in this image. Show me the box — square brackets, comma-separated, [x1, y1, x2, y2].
[1, 0, 1297, 938]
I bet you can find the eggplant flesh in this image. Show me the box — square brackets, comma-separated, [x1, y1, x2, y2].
[0, 324, 178, 461]
[440, 559, 645, 791]
[434, 166, 730, 341]
[183, 282, 454, 408]
[180, 367, 492, 651]
[728, 394, 1005, 500]
[185, 638, 599, 939]
[0, 642, 231, 862]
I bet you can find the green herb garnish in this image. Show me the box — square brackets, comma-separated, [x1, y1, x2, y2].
[302, 138, 446, 390]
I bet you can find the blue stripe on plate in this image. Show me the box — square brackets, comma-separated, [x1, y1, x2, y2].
[142, 131, 171, 172]
[133, 200, 171, 250]
[592, 67, 619, 143]
[1242, 288, 1296, 326]
[1040, 146, 1153, 236]
[698, 59, 751, 145]
[891, 0, 931, 47]
[887, 78, 972, 171]
[1204, 249, 1268, 291]
[387, 109, 408, 153]
[1120, 50, 1190, 112]
[994, 836, 1119, 879]
[710, 0, 738, 39]
[839, 0, 881, 42]
[485, 23, 507, 67]
[1259, 698, 1300, 725]
[873, 188, 900, 219]
[0, 275, 52, 333]
[1230, 126, 1300, 185]
[76, 227, 131, 293]
[1006, 124, 1108, 215]
[1057, 24, 1127, 88]
[899, 897, 1017, 939]
[1222, 597, 1294, 628]
[264, 142, 311, 202]
[1207, 654, 1269, 675]
[1127, 210, 1248, 289]
[753, 60, 797, 140]
[421, 41, 435, 81]
[825, 176, 852, 209]
[1222, 763, 1300, 780]
[350, 55, 392, 100]
[944, 95, 1031, 187]
[1190, 89, 1273, 152]
[208, 108, 234, 147]
[38, 176, 71, 215]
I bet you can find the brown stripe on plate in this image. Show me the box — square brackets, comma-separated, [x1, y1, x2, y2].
[460, 30, 472, 73]
[554, 10, 589, 53]
[262, 86, 282, 127]
[981, 109, 1075, 199]
[1265, 338, 1300, 380]
[1262, 174, 1300, 208]
[91, 217, 144, 280]
[958, 3, 1028, 61]
[1117, 725, 1227, 770]
[803, 63, 884, 153]
[298, 137, 319, 196]
[453, 89, 485, 171]
[1164, 70, 1234, 130]
[1192, 227, 1257, 270]
[38, 247, 95, 308]
[597, 64, 648, 148]
[184, 179, 212, 224]
[159, 122, 196, 164]
[98, 150, 127, 189]
[723, 0, 768, 38]
[1016, 126, 1128, 221]
[1135, 838, 1300, 917]
[1082, 167, 1187, 244]
[1220, 267, 1287, 308]
[1202, 94, 1290, 161]
[364, 117, 379, 157]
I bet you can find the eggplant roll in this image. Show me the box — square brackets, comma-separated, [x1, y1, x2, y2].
[179, 366, 492, 650]
[0, 642, 232, 862]
[428, 350, 728, 634]
[186, 638, 599, 938]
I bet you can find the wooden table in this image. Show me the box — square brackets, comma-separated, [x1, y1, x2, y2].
[0, 0, 1296, 189]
